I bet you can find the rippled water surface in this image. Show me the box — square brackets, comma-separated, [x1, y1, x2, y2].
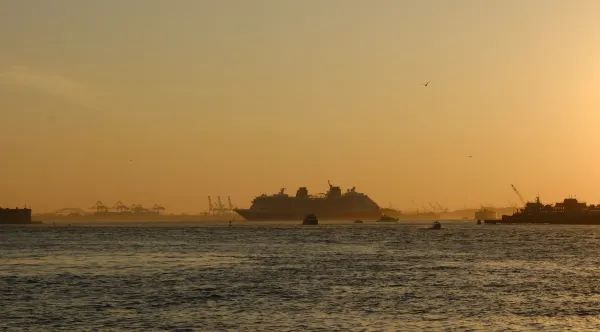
[2, 222, 600, 331]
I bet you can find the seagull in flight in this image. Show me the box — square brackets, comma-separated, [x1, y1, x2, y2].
[423, 81, 430, 87]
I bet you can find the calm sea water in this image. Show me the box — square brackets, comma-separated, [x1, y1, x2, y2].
[2, 222, 600, 331]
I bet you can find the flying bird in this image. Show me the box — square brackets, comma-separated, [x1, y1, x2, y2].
[423, 81, 430, 87]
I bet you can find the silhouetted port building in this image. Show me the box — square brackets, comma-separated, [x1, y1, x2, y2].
[0, 207, 32, 224]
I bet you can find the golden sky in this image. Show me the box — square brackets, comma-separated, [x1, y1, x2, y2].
[1, 0, 600, 213]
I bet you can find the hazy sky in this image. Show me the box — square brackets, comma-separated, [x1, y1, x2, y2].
[1, 0, 600, 213]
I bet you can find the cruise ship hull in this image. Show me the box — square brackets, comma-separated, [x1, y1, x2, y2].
[234, 209, 380, 221]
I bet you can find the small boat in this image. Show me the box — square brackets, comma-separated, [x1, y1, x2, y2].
[430, 221, 442, 230]
[376, 214, 399, 223]
[354, 220, 364, 224]
[476, 220, 482, 225]
[302, 214, 318, 225]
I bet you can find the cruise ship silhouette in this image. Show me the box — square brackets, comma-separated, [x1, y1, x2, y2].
[235, 182, 381, 221]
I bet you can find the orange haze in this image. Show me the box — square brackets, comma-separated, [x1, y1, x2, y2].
[1, 1, 600, 213]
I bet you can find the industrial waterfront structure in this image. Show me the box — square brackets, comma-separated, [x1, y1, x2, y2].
[90, 201, 165, 217]
[486, 197, 600, 224]
[0, 207, 33, 224]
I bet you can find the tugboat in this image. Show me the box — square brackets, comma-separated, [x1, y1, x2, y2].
[354, 220, 364, 224]
[302, 213, 318, 225]
[376, 214, 399, 223]
[430, 221, 442, 230]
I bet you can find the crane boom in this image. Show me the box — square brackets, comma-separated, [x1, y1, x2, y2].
[511, 184, 526, 205]
[208, 196, 213, 213]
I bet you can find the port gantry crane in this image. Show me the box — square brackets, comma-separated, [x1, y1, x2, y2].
[152, 204, 165, 214]
[91, 201, 108, 213]
[208, 196, 214, 213]
[113, 201, 129, 213]
[207, 195, 235, 215]
[510, 184, 526, 206]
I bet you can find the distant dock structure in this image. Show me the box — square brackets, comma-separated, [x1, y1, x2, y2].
[90, 201, 165, 217]
[0, 207, 33, 224]
[475, 207, 498, 222]
[207, 196, 239, 219]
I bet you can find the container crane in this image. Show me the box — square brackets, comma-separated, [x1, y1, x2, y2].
[208, 196, 214, 214]
[91, 201, 108, 213]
